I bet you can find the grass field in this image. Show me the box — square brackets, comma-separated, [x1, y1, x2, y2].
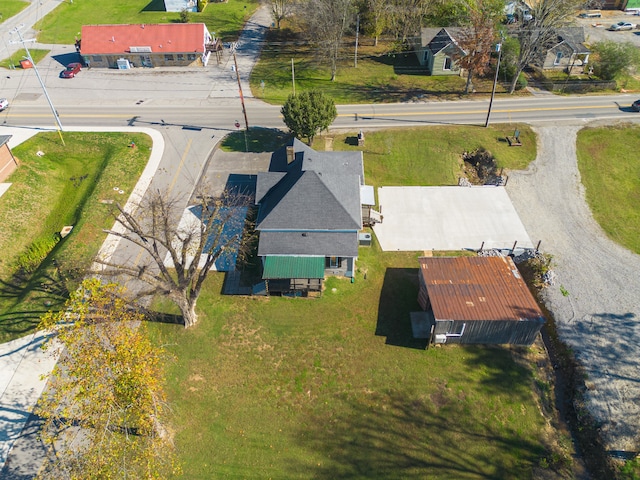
[251, 28, 519, 105]
[0, 132, 151, 341]
[576, 124, 640, 254]
[148, 239, 567, 479]
[34, 0, 258, 44]
[0, 0, 28, 22]
[313, 125, 537, 187]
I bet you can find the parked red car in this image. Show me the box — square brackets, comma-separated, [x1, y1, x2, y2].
[61, 62, 81, 78]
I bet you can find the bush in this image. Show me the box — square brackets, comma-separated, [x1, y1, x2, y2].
[515, 72, 528, 90]
[16, 234, 60, 274]
[179, 9, 190, 23]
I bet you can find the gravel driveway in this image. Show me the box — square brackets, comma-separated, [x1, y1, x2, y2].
[506, 125, 640, 453]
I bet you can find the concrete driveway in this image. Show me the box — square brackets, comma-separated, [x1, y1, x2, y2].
[373, 186, 533, 252]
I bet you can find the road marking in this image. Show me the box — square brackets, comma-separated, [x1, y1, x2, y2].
[167, 138, 193, 196]
[337, 104, 616, 117]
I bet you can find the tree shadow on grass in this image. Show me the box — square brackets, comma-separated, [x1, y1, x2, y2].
[141, 0, 166, 12]
[375, 268, 426, 349]
[289, 389, 546, 479]
[221, 127, 291, 153]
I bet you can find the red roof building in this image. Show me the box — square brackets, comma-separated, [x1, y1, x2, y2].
[80, 23, 214, 68]
[413, 256, 545, 346]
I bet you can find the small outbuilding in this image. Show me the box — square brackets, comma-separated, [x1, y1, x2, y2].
[413, 256, 545, 346]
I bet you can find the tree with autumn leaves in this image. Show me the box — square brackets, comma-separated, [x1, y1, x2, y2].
[453, 0, 503, 95]
[36, 279, 180, 479]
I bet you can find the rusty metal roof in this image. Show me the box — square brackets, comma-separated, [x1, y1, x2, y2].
[418, 256, 544, 322]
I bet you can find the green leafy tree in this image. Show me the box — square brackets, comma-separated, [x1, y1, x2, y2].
[360, 0, 388, 46]
[591, 41, 640, 81]
[281, 90, 338, 145]
[37, 279, 180, 479]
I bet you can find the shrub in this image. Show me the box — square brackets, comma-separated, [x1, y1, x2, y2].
[16, 234, 60, 274]
[515, 72, 528, 90]
[179, 8, 190, 23]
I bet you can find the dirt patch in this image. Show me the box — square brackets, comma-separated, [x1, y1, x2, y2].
[461, 148, 505, 185]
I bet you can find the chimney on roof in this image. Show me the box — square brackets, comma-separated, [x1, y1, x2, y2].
[286, 146, 295, 164]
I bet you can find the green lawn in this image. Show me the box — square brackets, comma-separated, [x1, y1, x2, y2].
[576, 124, 640, 254]
[0, 132, 151, 341]
[0, 0, 28, 22]
[148, 242, 563, 479]
[313, 125, 537, 187]
[0, 49, 50, 69]
[34, 0, 258, 44]
[251, 28, 518, 105]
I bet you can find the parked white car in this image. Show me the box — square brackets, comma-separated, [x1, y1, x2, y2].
[608, 21, 634, 31]
[0, 98, 8, 111]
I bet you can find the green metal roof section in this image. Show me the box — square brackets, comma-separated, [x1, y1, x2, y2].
[263, 256, 325, 279]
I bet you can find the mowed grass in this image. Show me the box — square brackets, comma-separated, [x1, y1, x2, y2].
[576, 124, 640, 254]
[34, 0, 258, 44]
[251, 28, 517, 105]
[0, 132, 151, 341]
[313, 125, 537, 187]
[0, 0, 28, 21]
[149, 243, 554, 479]
[0, 49, 50, 69]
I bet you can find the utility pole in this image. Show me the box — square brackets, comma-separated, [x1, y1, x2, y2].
[484, 37, 503, 128]
[11, 24, 65, 144]
[232, 51, 249, 152]
[291, 58, 296, 96]
[354, 13, 360, 68]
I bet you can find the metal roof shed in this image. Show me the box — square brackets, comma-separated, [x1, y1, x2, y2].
[415, 256, 545, 346]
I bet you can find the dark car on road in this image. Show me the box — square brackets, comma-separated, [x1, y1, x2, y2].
[632, 100, 640, 112]
[61, 62, 81, 78]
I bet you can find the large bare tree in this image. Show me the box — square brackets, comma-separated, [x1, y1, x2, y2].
[269, 0, 295, 29]
[508, 0, 582, 94]
[94, 189, 254, 328]
[302, 0, 356, 81]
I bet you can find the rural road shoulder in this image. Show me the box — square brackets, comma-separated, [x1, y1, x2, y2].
[506, 125, 640, 453]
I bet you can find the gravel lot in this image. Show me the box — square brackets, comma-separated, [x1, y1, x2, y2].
[506, 125, 640, 454]
[576, 10, 640, 47]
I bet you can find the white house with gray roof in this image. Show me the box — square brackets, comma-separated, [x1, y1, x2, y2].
[255, 139, 369, 295]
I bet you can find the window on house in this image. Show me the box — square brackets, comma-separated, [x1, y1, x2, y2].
[187, 54, 196, 61]
[165, 54, 174, 61]
[328, 256, 341, 268]
[177, 53, 184, 61]
[554, 51, 563, 65]
[443, 56, 452, 70]
[93, 55, 103, 62]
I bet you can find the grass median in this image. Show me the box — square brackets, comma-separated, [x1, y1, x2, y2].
[0, 132, 151, 341]
[576, 124, 640, 255]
